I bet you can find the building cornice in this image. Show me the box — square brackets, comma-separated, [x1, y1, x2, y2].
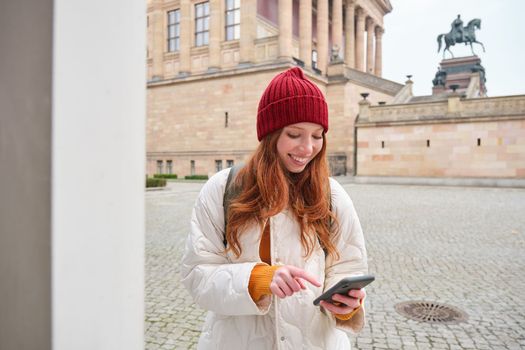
[146, 61, 330, 87]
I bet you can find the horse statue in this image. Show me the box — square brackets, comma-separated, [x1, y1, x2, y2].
[437, 18, 485, 59]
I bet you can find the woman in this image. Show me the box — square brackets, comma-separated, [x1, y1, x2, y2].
[181, 67, 368, 349]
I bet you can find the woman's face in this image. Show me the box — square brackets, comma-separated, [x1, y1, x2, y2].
[276, 122, 324, 173]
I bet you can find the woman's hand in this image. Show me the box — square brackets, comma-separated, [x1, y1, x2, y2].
[320, 288, 366, 314]
[270, 265, 321, 298]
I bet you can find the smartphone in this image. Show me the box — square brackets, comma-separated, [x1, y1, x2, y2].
[313, 274, 375, 306]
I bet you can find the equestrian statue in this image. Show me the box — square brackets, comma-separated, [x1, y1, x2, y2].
[437, 15, 485, 59]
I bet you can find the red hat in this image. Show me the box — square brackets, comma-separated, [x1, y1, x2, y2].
[256, 67, 328, 141]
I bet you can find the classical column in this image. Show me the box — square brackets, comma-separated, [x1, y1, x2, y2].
[317, 0, 329, 73]
[374, 26, 383, 76]
[208, 0, 221, 69]
[278, 0, 293, 59]
[299, 0, 312, 67]
[331, 0, 343, 60]
[344, 0, 355, 68]
[151, 4, 164, 79]
[179, 0, 191, 74]
[366, 17, 374, 74]
[355, 7, 365, 72]
[240, 0, 257, 63]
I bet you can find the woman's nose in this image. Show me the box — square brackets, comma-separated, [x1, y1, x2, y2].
[298, 138, 313, 154]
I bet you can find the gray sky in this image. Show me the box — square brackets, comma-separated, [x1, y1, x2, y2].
[382, 0, 525, 97]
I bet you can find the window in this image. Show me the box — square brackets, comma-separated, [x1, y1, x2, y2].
[167, 10, 180, 52]
[311, 50, 318, 69]
[166, 160, 173, 174]
[477, 138, 481, 146]
[426, 140, 430, 148]
[215, 160, 223, 172]
[226, 159, 234, 168]
[381, 141, 385, 148]
[195, 2, 209, 47]
[156, 160, 163, 174]
[190, 160, 196, 175]
[225, 0, 240, 41]
[224, 112, 228, 127]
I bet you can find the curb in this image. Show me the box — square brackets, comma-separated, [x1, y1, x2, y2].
[333, 176, 525, 189]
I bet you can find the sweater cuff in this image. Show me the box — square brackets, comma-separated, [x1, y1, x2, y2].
[334, 297, 364, 321]
[248, 264, 280, 302]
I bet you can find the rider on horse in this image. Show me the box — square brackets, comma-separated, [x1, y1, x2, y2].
[451, 14, 466, 44]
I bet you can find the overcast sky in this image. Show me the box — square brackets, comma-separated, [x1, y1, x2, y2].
[382, 0, 525, 97]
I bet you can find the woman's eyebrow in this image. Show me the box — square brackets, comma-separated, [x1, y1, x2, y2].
[288, 126, 324, 132]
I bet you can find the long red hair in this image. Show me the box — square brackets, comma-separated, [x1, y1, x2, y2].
[226, 130, 340, 260]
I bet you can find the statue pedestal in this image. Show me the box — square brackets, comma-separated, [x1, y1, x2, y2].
[432, 55, 486, 97]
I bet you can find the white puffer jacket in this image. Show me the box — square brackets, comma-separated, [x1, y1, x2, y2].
[181, 168, 368, 350]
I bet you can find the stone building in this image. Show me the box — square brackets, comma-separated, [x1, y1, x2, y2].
[146, 0, 399, 177]
[356, 56, 525, 178]
[146, 1, 525, 179]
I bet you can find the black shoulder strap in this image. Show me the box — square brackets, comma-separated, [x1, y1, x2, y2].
[223, 164, 243, 247]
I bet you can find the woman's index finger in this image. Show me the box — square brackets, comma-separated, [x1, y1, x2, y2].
[289, 267, 321, 287]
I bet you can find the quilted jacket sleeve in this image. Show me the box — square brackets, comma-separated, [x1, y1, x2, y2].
[180, 169, 270, 316]
[323, 178, 369, 334]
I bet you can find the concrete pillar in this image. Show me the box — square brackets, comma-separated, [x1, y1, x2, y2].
[344, 0, 355, 68]
[374, 26, 383, 77]
[278, 0, 293, 59]
[366, 17, 374, 74]
[179, 0, 191, 74]
[355, 8, 365, 72]
[299, 0, 312, 67]
[332, 0, 343, 60]
[317, 0, 329, 73]
[208, 0, 221, 70]
[240, 0, 257, 63]
[151, 1, 164, 79]
[1, 0, 145, 349]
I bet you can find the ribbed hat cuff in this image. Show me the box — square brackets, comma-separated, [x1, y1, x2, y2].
[257, 95, 328, 141]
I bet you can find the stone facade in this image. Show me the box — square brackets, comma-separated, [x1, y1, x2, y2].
[146, 0, 397, 177]
[356, 94, 525, 178]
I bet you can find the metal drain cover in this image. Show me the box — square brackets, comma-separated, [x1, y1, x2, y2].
[395, 301, 468, 324]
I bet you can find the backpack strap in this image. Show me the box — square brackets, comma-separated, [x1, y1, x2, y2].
[223, 164, 243, 247]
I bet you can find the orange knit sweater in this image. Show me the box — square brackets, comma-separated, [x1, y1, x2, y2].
[248, 223, 361, 320]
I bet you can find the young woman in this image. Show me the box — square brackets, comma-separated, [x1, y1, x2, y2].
[181, 67, 368, 349]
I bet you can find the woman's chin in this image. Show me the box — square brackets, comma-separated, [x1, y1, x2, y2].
[284, 162, 308, 173]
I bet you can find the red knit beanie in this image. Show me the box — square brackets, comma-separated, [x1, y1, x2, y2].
[256, 67, 328, 141]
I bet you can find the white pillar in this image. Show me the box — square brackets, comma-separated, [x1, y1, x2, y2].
[278, 0, 293, 59]
[374, 26, 383, 77]
[366, 17, 374, 74]
[208, 0, 221, 69]
[179, 0, 191, 73]
[0, 0, 145, 349]
[151, 0, 164, 79]
[355, 8, 365, 72]
[317, 0, 329, 73]
[332, 0, 343, 59]
[240, 0, 257, 63]
[344, 0, 355, 68]
[299, 0, 312, 67]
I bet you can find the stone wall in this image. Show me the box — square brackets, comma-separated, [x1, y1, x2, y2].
[356, 95, 525, 178]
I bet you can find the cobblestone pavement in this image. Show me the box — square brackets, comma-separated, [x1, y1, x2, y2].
[146, 181, 525, 349]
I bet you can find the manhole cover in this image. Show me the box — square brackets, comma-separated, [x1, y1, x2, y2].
[395, 301, 468, 324]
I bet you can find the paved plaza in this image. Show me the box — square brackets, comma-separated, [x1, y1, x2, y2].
[145, 180, 525, 350]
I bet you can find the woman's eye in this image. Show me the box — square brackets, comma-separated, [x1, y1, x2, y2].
[313, 135, 323, 140]
[287, 133, 300, 139]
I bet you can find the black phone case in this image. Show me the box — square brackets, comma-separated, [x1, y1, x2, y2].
[313, 274, 375, 306]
